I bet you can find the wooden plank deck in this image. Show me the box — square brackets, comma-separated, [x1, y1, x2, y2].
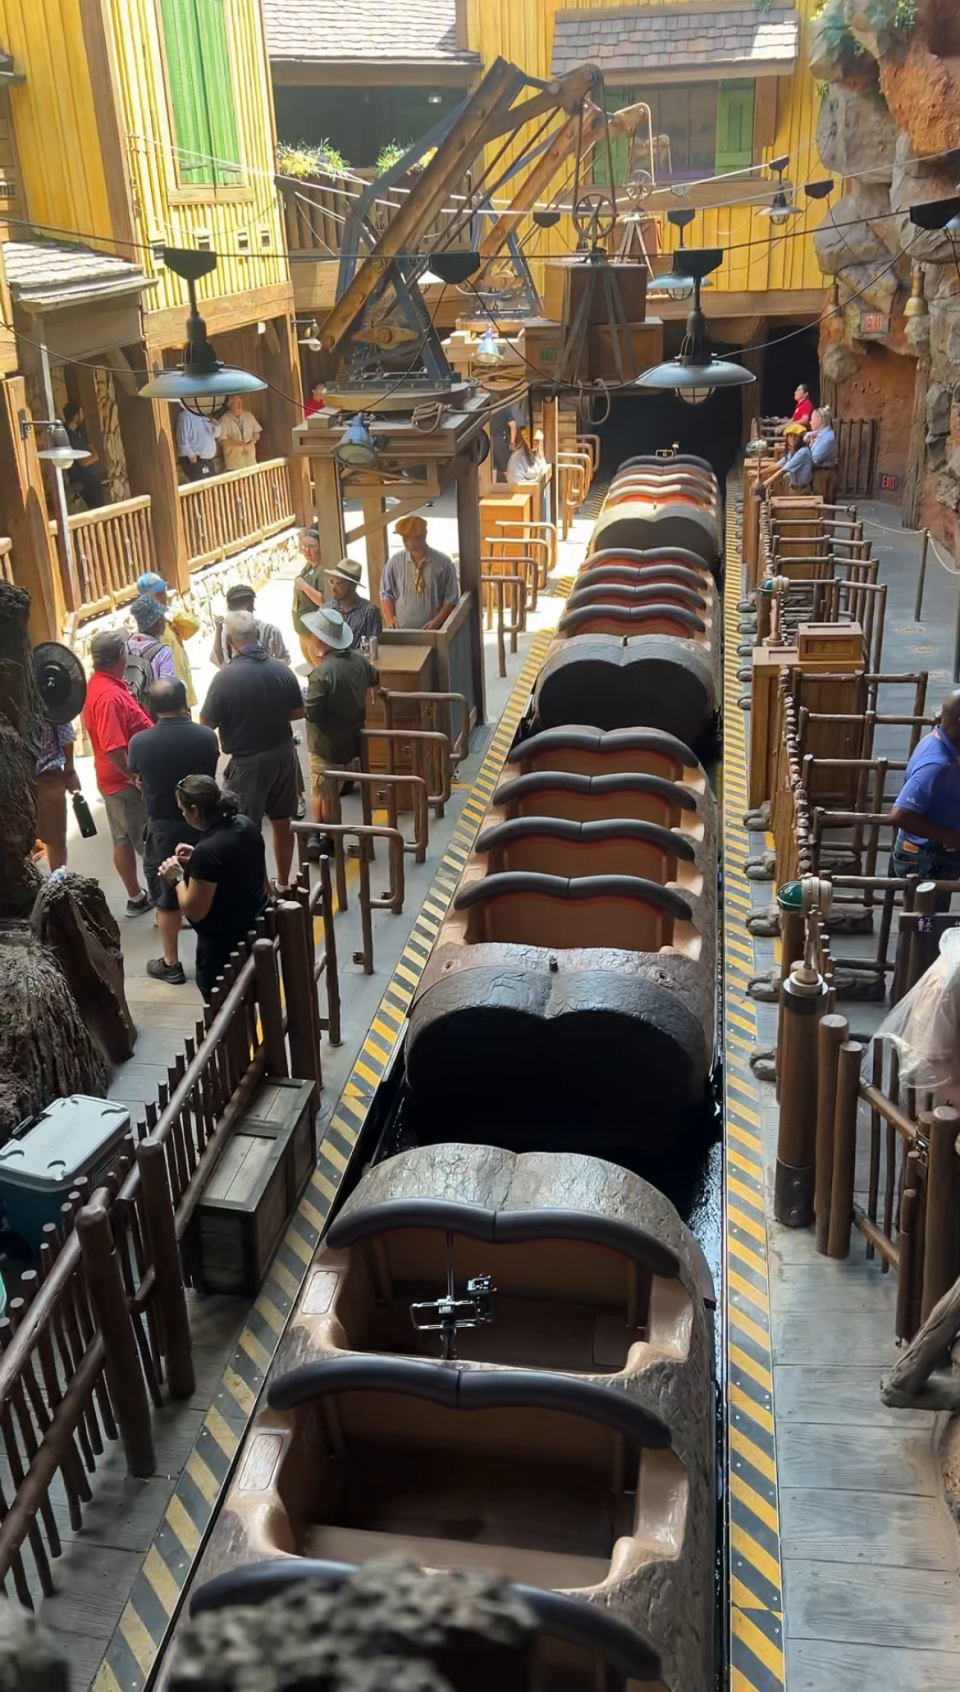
[737, 501, 960, 1692]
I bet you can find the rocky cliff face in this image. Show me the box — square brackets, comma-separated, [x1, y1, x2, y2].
[810, 0, 960, 540]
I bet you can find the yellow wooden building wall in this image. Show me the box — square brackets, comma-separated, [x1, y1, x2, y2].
[0, 0, 115, 250]
[107, 0, 290, 321]
[465, 0, 826, 298]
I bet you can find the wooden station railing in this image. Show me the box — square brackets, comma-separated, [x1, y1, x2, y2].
[0, 875, 341, 1606]
[50, 460, 297, 627]
[178, 458, 296, 570]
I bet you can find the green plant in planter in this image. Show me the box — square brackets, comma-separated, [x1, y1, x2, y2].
[375, 141, 410, 175]
[277, 140, 349, 178]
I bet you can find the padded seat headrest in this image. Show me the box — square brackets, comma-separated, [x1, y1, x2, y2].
[267, 1356, 673, 1449]
[475, 815, 695, 860]
[509, 725, 700, 769]
[453, 871, 692, 922]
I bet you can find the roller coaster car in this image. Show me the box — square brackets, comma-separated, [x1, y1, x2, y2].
[590, 502, 721, 583]
[190, 1559, 671, 1692]
[406, 735, 716, 1138]
[534, 629, 719, 747]
[189, 1148, 715, 1692]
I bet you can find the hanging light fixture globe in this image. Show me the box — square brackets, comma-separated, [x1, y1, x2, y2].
[336, 414, 377, 467]
[140, 248, 267, 415]
[634, 248, 756, 406]
[36, 421, 92, 468]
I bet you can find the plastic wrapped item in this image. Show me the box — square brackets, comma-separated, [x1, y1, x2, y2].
[874, 928, 960, 1109]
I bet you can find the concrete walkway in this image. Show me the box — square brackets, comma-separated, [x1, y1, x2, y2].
[28, 494, 595, 1689]
[741, 501, 960, 1690]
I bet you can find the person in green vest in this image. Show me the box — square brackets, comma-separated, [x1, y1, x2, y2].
[292, 525, 324, 666]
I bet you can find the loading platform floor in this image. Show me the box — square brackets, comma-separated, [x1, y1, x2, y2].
[18, 492, 960, 1692]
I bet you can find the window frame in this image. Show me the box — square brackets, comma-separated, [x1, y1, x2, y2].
[594, 76, 763, 190]
[156, 0, 254, 206]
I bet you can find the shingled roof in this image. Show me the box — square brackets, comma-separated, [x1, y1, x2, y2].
[551, 4, 800, 79]
[2, 241, 155, 311]
[263, 0, 481, 66]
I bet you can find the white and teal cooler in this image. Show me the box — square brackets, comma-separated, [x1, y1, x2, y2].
[0, 1097, 131, 1247]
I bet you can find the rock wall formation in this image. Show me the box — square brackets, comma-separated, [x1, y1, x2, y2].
[810, 0, 960, 543]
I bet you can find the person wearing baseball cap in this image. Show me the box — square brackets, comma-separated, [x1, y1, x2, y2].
[381, 514, 458, 631]
[136, 571, 198, 706]
[302, 604, 379, 856]
[211, 581, 290, 668]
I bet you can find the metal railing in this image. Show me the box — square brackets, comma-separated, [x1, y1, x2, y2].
[178, 458, 295, 570]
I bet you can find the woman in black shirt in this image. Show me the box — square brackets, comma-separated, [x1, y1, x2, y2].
[158, 774, 268, 999]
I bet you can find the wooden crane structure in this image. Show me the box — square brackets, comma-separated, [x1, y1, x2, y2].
[317, 56, 653, 401]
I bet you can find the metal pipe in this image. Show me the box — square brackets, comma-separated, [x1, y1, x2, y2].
[914, 528, 930, 622]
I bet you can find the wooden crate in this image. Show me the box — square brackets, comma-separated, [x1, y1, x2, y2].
[797, 623, 864, 669]
[190, 1078, 316, 1296]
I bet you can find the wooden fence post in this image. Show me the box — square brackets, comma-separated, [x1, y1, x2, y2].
[826, 1042, 864, 1259]
[253, 938, 288, 1077]
[775, 966, 828, 1226]
[276, 900, 321, 1095]
[921, 1106, 960, 1322]
[814, 1014, 849, 1254]
[76, 1199, 155, 1478]
[136, 1138, 195, 1400]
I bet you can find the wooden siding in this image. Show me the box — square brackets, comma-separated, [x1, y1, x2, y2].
[464, 0, 826, 299]
[109, 0, 290, 329]
[0, 0, 115, 246]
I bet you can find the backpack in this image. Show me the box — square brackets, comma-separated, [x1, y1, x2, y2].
[124, 639, 162, 707]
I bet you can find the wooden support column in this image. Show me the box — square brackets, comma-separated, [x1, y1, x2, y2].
[456, 449, 486, 725]
[541, 392, 559, 527]
[0, 375, 63, 643]
[312, 455, 346, 568]
[901, 350, 930, 532]
[259, 313, 311, 528]
[114, 349, 189, 592]
[363, 494, 388, 606]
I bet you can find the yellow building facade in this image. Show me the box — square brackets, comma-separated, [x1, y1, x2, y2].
[0, 0, 304, 637]
[464, 0, 827, 331]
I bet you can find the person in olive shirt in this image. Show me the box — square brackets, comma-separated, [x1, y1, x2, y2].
[292, 526, 325, 665]
[301, 605, 378, 856]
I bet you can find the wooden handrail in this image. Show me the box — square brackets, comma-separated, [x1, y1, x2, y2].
[176, 456, 291, 498]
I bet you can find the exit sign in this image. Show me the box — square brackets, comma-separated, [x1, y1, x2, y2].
[879, 472, 899, 492]
[860, 310, 890, 338]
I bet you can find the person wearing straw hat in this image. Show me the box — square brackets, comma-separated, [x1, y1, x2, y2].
[302, 604, 379, 856]
[295, 554, 382, 648]
[381, 514, 458, 631]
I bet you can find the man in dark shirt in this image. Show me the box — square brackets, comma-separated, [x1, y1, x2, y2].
[302, 605, 378, 855]
[200, 609, 305, 888]
[128, 679, 219, 984]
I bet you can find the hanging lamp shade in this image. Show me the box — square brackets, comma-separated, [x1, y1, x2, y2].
[634, 249, 755, 406]
[37, 421, 92, 468]
[336, 415, 377, 467]
[140, 247, 266, 415]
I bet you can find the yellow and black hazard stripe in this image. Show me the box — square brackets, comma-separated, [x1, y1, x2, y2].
[94, 631, 555, 1692]
[722, 486, 785, 1692]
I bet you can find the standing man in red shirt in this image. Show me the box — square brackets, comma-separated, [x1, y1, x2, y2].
[791, 384, 813, 425]
[82, 628, 153, 914]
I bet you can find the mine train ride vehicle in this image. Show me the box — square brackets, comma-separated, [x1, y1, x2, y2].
[186, 453, 724, 1692]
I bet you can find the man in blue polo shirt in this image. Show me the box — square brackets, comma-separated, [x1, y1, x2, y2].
[891, 692, 960, 891]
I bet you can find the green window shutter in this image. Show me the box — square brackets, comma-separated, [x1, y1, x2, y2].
[715, 79, 755, 174]
[593, 87, 632, 187]
[160, 0, 241, 186]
